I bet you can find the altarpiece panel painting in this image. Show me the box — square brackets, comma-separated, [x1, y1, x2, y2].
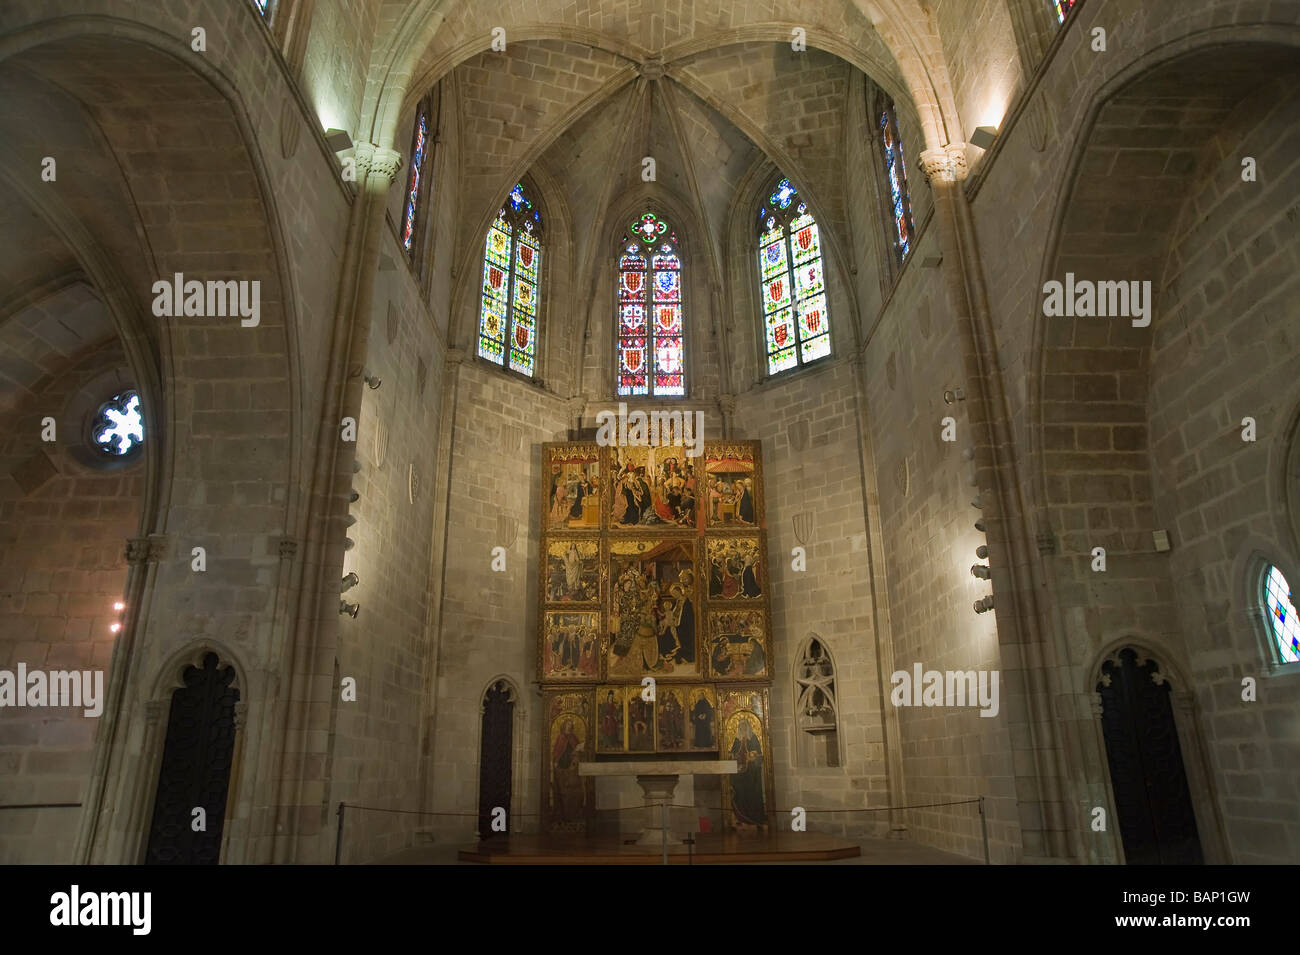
[608, 539, 698, 677]
[546, 445, 601, 530]
[539, 441, 774, 832]
[544, 691, 593, 831]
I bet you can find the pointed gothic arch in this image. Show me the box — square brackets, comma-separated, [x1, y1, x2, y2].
[793, 634, 841, 768]
[476, 677, 520, 840]
[1085, 638, 1228, 864]
[139, 645, 249, 865]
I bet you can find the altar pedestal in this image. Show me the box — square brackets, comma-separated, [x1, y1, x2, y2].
[580, 761, 737, 846]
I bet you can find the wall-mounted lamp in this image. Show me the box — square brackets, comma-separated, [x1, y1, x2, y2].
[363, 374, 382, 390]
[341, 572, 359, 592]
[324, 128, 353, 152]
[339, 600, 360, 618]
[110, 622, 121, 633]
[974, 595, 995, 614]
[113, 601, 125, 611]
[345, 514, 357, 528]
[944, 388, 966, 404]
[344, 537, 355, 551]
[970, 564, 990, 580]
[970, 126, 998, 150]
[976, 544, 989, 560]
[349, 490, 360, 503]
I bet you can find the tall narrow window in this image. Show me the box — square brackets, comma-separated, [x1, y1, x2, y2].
[1263, 565, 1300, 664]
[1051, 0, 1077, 23]
[756, 178, 831, 376]
[877, 96, 915, 265]
[401, 101, 432, 255]
[617, 212, 684, 397]
[477, 182, 543, 377]
[253, 0, 272, 17]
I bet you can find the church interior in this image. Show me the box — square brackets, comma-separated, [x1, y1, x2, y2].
[0, 0, 1297, 867]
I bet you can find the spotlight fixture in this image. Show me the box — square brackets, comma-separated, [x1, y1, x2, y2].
[349, 490, 360, 503]
[339, 600, 360, 619]
[113, 601, 125, 611]
[324, 127, 353, 152]
[970, 564, 990, 580]
[943, 388, 966, 404]
[352, 459, 362, 473]
[974, 519, 987, 533]
[110, 622, 121, 633]
[976, 544, 989, 560]
[970, 125, 998, 150]
[974, 595, 995, 614]
[344, 537, 355, 551]
[341, 572, 359, 592]
[971, 495, 985, 510]
[345, 514, 357, 528]
[363, 374, 382, 390]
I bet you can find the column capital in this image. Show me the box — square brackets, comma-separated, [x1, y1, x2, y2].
[920, 144, 969, 184]
[354, 142, 404, 184]
[126, 534, 168, 564]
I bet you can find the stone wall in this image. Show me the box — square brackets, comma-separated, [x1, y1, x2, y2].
[0, 345, 142, 863]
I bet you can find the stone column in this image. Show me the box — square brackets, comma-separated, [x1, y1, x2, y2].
[271, 141, 403, 863]
[920, 142, 1080, 861]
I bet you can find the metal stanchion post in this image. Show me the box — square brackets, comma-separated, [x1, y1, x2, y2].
[661, 802, 668, 865]
[335, 802, 346, 865]
[979, 795, 990, 865]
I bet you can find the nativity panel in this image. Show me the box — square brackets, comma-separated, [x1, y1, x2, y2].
[607, 538, 700, 679]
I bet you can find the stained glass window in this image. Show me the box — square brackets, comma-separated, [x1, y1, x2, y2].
[401, 103, 431, 255]
[1052, 0, 1076, 23]
[1264, 565, 1300, 664]
[92, 391, 144, 456]
[477, 181, 543, 376]
[877, 97, 915, 265]
[253, 0, 271, 17]
[617, 212, 684, 396]
[755, 179, 831, 376]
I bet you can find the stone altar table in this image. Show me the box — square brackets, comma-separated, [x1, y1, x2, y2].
[579, 760, 737, 846]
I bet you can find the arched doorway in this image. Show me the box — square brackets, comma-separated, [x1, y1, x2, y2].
[144, 653, 241, 864]
[477, 679, 516, 840]
[1096, 649, 1203, 864]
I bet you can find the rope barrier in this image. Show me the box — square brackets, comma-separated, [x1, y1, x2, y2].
[334, 796, 991, 864]
[342, 797, 980, 817]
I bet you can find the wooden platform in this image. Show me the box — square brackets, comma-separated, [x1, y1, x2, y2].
[457, 831, 860, 864]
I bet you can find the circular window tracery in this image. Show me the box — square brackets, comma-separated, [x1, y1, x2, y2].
[90, 390, 144, 457]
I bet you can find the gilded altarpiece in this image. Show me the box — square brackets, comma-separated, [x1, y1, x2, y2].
[539, 441, 774, 833]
